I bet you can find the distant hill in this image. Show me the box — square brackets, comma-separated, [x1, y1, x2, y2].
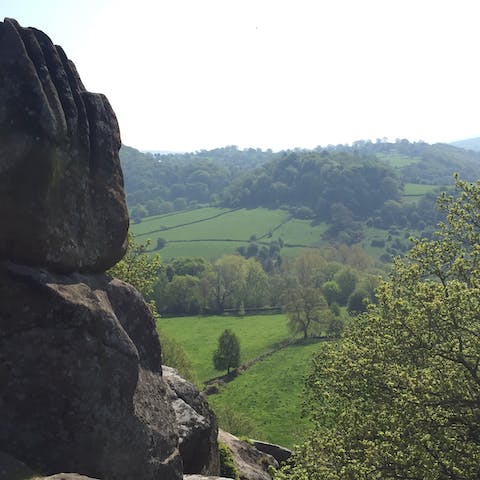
[121, 140, 480, 256]
[450, 137, 480, 152]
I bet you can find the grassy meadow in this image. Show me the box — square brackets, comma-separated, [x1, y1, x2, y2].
[131, 207, 328, 260]
[158, 313, 294, 383]
[158, 313, 321, 449]
[208, 341, 322, 448]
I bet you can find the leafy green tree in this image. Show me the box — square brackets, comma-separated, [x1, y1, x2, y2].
[284, 286, 327, 339]
[347, 288, 369, 314]
[278, 177, 480, 480]
[108, 236, 161, 300]
[243, 258, 269, 309]
[213, 329, 241, 374]
[165, 274, 201, 314]
[211, 255, 246, 313]
[321, 280, 340, 305]
[333, 267, 357, 305]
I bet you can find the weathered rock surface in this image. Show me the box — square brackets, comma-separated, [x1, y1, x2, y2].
[251, 441, 292, 465]
[0, 262, 182, 480]
[164, 366, 220, 475]
[184, 476, 233, 480]
[0, 18, 128, 273]
[218, 430, 278, 480]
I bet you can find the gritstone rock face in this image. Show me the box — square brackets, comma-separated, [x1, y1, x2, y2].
[0, 18, 129, 273]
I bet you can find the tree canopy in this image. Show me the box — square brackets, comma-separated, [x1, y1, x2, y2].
[278, 177, 480, 480]
[213, 329, 241, 374]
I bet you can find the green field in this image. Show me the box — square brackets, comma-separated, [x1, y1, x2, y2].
[208, 341, 321, 448]
[131, 207, 327, 260]
[158, 314, 294, 383]
[158, 313, 319, 448]
[376, 153, 421, 168]
[403, 183, 440, 196]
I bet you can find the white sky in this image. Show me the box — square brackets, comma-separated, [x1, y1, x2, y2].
[2, 0, 480, 152]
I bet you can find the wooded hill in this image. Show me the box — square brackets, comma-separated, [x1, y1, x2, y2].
[121, 140, 480, 249]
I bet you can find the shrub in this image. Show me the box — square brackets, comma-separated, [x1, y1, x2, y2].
[218, 441, 240, 480]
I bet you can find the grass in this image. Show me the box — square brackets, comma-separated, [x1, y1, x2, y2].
[131, 207, 330, 260]
[158, 313, 294, 383]
[131, 207, 232, 235]
[132, 207, 290, 260]
[158, 312, 322, 448]
[376, 153, 421, 168]
[154, 240, 249, 260]
[208, 340, 323, 449]
[403, 183, 439, 196]
[272, 218, 328, 247]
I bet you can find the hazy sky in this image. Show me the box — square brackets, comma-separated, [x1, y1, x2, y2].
[3, 1, 480, 152]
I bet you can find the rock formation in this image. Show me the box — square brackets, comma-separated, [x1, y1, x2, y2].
[218, 430, 278, 480]
[0, 18, 128, 273]
[0, 18, 218, 480]
[164, 367, 220, 475]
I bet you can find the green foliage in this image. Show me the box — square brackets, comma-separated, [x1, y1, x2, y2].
[159, 314, 292, 382]
[157, 328, 196, 383]
[285, 287, 327, 339]
[213, 329, 241, 374]
[347, 288, 369, 314]
[108, 237, 196, 380]
[278, 177, 480, 480]
[223, 150, 401, 220]
[213, 404, 259, 439]
[218, 441, 240, 480]
[282, 251, 332, 338]
[208, 341, 321, 448]
[321, 280, 340, 305]
[108, 236, 162, 298]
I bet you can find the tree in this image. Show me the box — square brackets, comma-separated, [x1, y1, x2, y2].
[213, 329, 240, 374]
[321, 280, 340, 305]
[284, 286, 327, 339]
[108, 236, 161, 299]
[243, 258, 269, 309]
[347, 288, 369, 314]
[333, 267, 357, 305]
[282, 251, 330, 338]
[164, 274, 201, 314]
[211, 255, 246, 313]
[278, 177, 480, 480]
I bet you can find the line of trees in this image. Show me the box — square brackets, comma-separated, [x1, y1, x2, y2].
[145, 244, 384, 341]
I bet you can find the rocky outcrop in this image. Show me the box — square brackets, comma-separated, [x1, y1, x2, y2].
[0, 262, 182, 480]
[164, 367, 220, 475]
[0, 18, 184, 480]
[0, 18, 128, 273]
[251, 441, 292, 465]
[218, 430, 278, 480]
[0, 17, 228, 480]
[184, 476, 233, 480]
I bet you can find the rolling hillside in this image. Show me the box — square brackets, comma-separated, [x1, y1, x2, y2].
[131, 207, 328, 260]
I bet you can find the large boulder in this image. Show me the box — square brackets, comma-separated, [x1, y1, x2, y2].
[250, 441, 292, 465]
[0, 262, 182, 480]
[164, 367, 220, 476]
[218, 430, 278, 480]
[0, 18, 128, 273]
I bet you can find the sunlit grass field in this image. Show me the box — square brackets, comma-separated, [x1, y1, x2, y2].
[208, 341, 322, 449]
[158, 313, 293, 383]
[131, 207, 327, 260]
[158, 313, 321, 449]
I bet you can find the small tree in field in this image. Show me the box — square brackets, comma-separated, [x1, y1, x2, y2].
[213, 329, 240, 374]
